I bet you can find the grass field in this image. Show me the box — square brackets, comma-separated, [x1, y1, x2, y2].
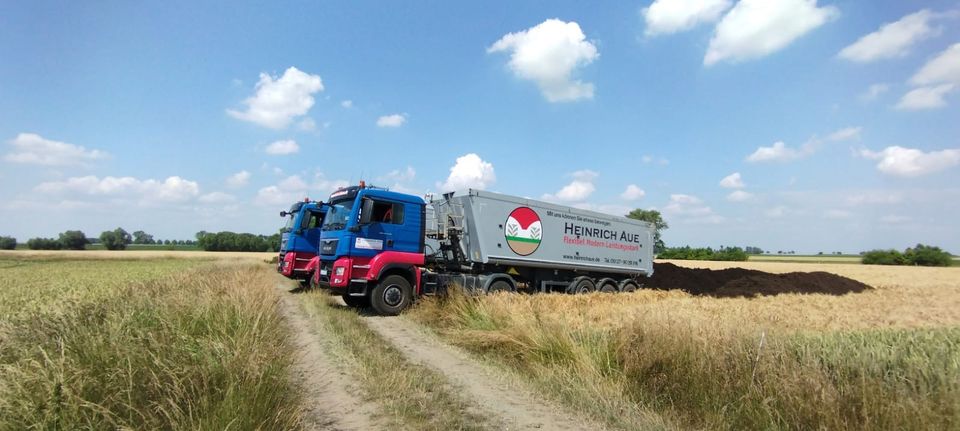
[0, 253, 302, 429]
[411, 260, 960, 430]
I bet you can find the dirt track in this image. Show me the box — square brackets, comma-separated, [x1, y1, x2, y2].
[362, 315, 606, 431]
[275, 285, 382, 431]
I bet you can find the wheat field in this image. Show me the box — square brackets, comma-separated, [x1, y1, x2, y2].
[412, 260, 960, 430]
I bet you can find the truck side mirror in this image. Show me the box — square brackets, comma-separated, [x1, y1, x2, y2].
[280, 211, 288, 217]
[358, 198, 375, 225]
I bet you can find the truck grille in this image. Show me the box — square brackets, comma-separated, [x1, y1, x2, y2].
[320, 239, 338, 255]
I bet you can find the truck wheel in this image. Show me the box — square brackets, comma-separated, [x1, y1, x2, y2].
[567, 277, 595, 294]
[597, 278, 618, 293]
[371, 275, 413, 316]
[487, 280, 512, 294]
[619, 280, 638, 293]
[343, 294, 371, 309]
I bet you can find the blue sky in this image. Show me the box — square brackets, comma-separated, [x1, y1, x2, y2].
[2, 0, 959, 253]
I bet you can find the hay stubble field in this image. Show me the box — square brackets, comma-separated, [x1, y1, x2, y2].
[1, 250, 957, 430]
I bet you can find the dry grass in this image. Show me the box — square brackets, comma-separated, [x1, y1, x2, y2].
[294, 291, 489, 430]
[411, 261, 960, 430]
[0, 249, 274, 261]
[0, 256, 302, 429]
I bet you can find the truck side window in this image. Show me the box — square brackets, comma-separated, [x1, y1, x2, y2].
[371, 201, 404, 225]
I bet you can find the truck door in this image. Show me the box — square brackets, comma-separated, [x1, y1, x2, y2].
[359, 199, 411, 253]
[303, 210, 324, 250]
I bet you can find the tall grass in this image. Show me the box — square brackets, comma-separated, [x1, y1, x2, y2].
[0, 257, 302, 429]
[412, 287, 960, 430]
[295, 292, 488, 430]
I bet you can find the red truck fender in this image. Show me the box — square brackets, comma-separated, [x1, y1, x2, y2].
[305, 256, 320, 274]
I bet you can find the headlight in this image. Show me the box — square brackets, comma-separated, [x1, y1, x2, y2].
[335, 267, 345, 276]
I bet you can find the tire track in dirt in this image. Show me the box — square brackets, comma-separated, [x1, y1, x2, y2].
[275, 283, 382, 431]
[362, 315, 607, 431]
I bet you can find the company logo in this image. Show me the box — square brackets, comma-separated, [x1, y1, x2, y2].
[504, 207, 541, 256]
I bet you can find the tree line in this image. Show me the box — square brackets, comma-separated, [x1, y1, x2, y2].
[0, 229, 281, 252]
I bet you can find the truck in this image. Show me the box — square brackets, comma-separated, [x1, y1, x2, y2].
[311, 184, 656, 315]
[277, 199, 327, 287]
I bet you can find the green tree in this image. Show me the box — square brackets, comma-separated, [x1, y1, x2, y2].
[904, 244, 953, 267]
[100, 228, 132, 250]
[0, 236, 17, 250]
[132, 230, 155, 244]
[58, 230, 89, 250]
[26, 237, 62, 250]
[625, 209, 668, 253]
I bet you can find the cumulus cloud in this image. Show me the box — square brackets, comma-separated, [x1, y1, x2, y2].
[438, 153, 496, 192]
[859, 146, 960, 177]
[542, 170, 598, 202]
[895, 84, 956, 110]
[341, 100, 353, 108]
[254, 173, 348, 206]
[827, 126, 862, 142]
[726, 190, 754, 202]
[642, 155, 669, 165]
[198, 191, 236, 204]
[620, 184, 646, 200]
[860, 83, 889, 102]
[488, 19, 599, 102]
[746, 141, 804, 163]
[909, 43, 960, 86]
[764, 205, 788, 218]
[226, 170, 251, 188]
[227, 67, 324, 129]
[376, 114, 407, 127]
[265, 139, 300, 155]
[747, 126, 861, 162]
[5, 133, 107, 166]
[824, 209, 852, 219]
[378, 166, 418, 194]
[704, 0, 838, 66]
[35, 175, 200, 202]
[663, 194, 712, 216]
[719, 172, 745, 188]
[642, 0, 732, 36]
[838, 10, 940, 62]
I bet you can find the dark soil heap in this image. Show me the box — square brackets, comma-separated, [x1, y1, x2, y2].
[645, 263, 872, 298]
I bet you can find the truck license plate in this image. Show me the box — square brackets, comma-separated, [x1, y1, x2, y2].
[320, 269, 328, 276]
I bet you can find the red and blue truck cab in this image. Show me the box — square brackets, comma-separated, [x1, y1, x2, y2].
[277, 199, 328, 287]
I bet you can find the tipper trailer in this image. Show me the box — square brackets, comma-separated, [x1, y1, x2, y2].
[277, 199, 327, 287]
[312, 185, 656, 315]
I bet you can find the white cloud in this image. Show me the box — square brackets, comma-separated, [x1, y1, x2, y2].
[642, 0, 732, 36]
[35, 175, 200, 202]
[341, 100, 353, 108]
[378, 166, 418, 194]
[198, 191, 236, 204]
[663, 194, 713, 216]
[438, 153, 496, 192]
[824, 209, 852, 219]
[846, 192, 903, 206]
[895, 84, 956, 110]
[226, 170, 250, 188]
[297, 118, 317, 131]
[488, 19, 599, 102]
[746, 141, 804, 163]
[910, 43, 960, 86]
[620, 184, 646, 200]
[704, 0, 838, 66]
[542, 170, 598, 202]
[719, 172, 745, 188]
[859, 146, 960, 177]
[255, 174, 348, 206]
[4, 133, 108, 166]
[764, 205, 788, 218]
[880, 214, 911, 223]
[642, 155, 670, 165]
[376, 114, 407, 127]
[265, 139, 300, 155]
[227, 67, 324, 129]
[726, 190, 754, 202]
[838, 10, 940, 62]
[827, 126, 862, 142]
[860, 83, 889, 101]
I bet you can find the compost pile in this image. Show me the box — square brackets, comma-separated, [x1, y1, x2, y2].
[646, 263, 871, 298]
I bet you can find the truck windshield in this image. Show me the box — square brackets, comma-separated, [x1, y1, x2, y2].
[281, 214, 296, 233]
[321, 200, 355, 231]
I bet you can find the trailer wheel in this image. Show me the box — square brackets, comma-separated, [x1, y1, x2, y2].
[567, 277, 595, 294]
[342, 294, 370, 309]
[371, 275, 413, 316]
[597, 278, 618, 293]
[619, 280, 639, 293]
[487, 280, 512, 294]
